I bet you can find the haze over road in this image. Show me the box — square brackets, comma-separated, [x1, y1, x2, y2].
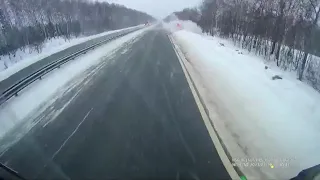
[0, 26, 230, 180]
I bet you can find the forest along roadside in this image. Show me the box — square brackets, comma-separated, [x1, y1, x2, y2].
[0, 0, 154, 72]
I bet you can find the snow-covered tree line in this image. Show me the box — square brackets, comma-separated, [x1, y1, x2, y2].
[0, 0, 154, 57]
[173, 0, 320, 91]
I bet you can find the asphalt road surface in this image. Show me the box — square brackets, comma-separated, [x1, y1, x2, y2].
[0, 27, 231, 180]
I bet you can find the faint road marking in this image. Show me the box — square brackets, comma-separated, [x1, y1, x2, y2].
[51, 108, 93, 159]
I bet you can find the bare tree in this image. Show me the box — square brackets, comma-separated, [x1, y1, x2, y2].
[298, 0, 320, 80]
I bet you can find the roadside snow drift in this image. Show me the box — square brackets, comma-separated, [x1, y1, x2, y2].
[171, 29, 320, 179]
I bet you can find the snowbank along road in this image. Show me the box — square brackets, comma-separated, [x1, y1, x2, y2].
[171, 27, 320, 179]
[0, 24, 237, 179]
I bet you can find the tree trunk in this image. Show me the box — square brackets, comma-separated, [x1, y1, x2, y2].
[276, 43, 281, 66]
[265, 40, 268, 56]
[270, 41, 276, 55]
[298, 52, 308, 80]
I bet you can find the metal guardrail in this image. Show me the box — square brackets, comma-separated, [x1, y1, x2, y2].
[0, 26, 143, 105]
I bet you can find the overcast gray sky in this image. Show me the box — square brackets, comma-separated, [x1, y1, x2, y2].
[104, 0, 201, 19]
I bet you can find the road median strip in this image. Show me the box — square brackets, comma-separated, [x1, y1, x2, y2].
[0, 27, 143, 106]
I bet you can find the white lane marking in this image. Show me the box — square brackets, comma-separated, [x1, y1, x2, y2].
[51, 108, 93, 159]
[43, 89, 82, 128]
[0, 148, 8, 157]
[168, 36, 240, 179]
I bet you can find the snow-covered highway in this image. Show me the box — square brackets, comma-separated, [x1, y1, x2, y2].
[0, 24, 234, 180]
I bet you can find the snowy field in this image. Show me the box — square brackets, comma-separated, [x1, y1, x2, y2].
[166, 21, 320, 179]
[0, 26, 152, 147]
[0, 24, 144, 82]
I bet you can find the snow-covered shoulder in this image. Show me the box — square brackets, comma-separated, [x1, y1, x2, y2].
[171, 29, 320, 179]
